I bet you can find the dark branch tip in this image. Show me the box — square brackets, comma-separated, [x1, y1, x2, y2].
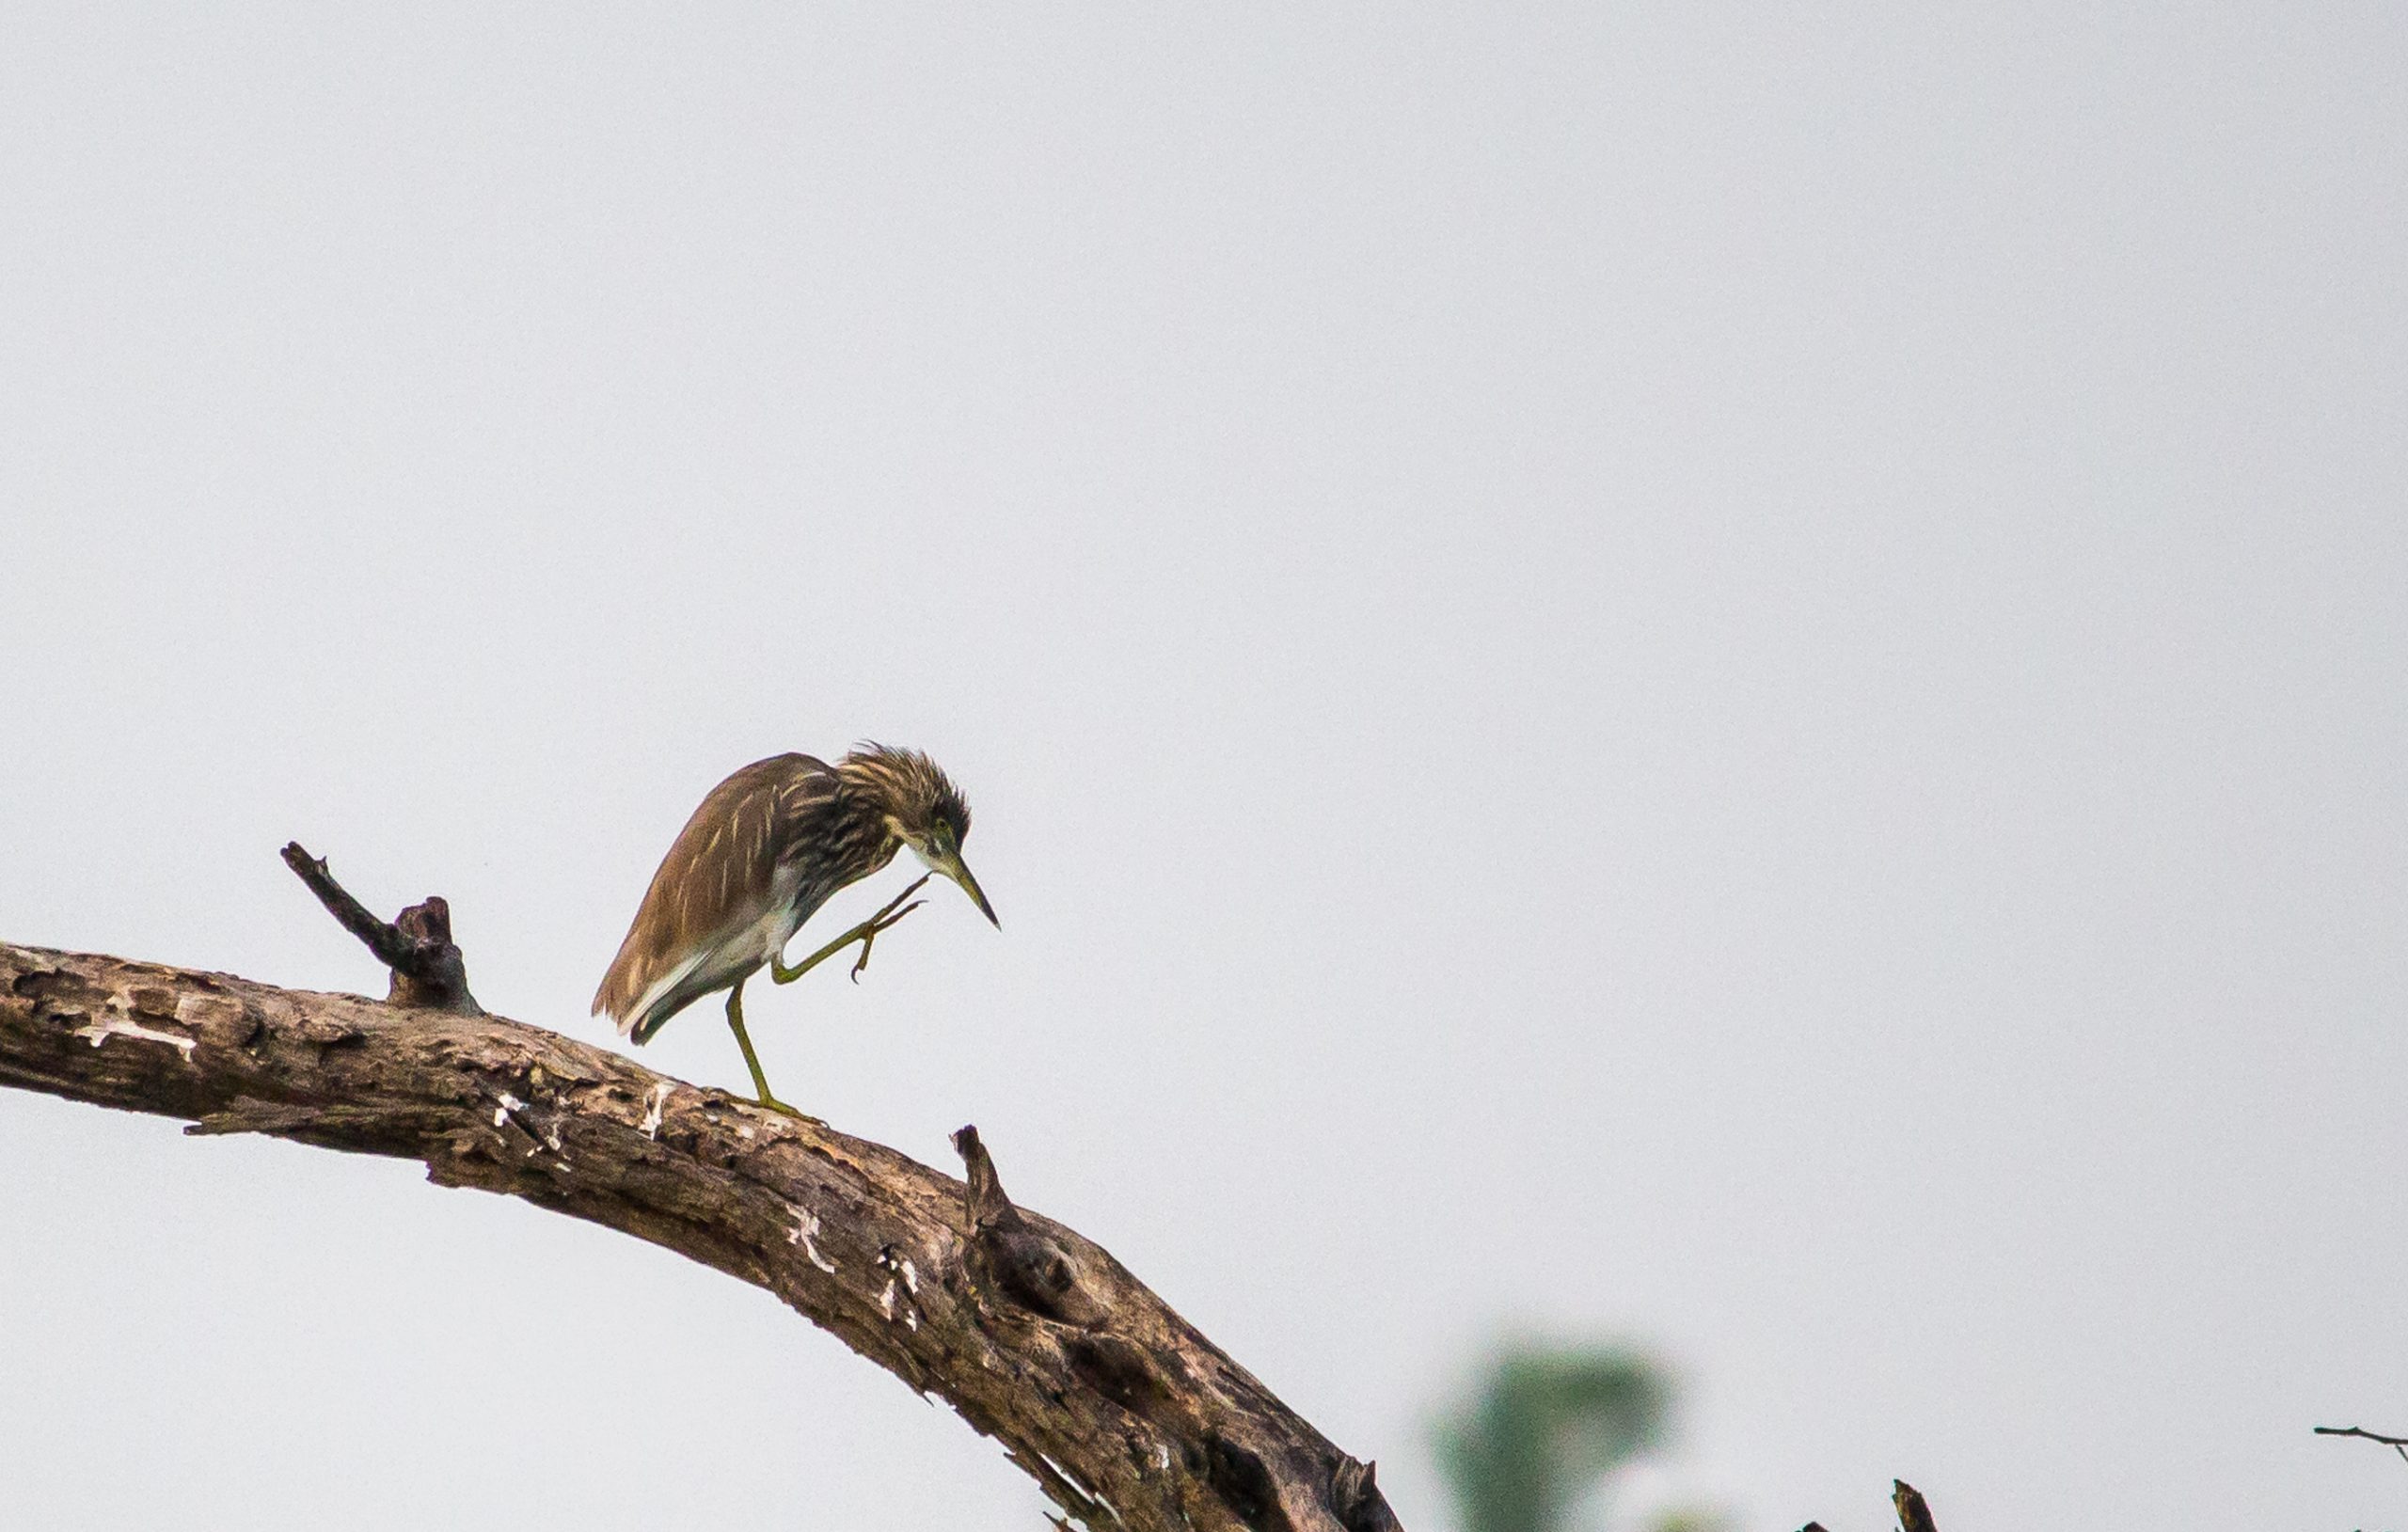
[279, 841, 481, 1015]
[1892, 1480, 1938, 1532]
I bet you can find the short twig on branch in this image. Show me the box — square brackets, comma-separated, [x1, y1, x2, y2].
[2314, 1425, 2408, 1466]
[280, 842, 480, 1013]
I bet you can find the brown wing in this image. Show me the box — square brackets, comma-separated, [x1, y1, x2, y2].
[592, 753, 837, 1032]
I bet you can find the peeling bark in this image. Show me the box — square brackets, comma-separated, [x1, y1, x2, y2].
[0, 939, 1401, 1532]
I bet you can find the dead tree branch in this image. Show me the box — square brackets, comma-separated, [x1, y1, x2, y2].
[2, 878, 1398, 1532]
[2314, 1424, 2408, 1466]
[1891, 1480, 1937, 1532]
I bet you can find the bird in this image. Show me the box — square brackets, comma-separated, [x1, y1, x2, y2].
[593, 743, 998, 1115]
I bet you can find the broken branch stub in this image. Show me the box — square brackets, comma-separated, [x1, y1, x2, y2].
[1794, 1480, 1943, 1532]
[279, 842, 479, 1013]
[953, 1123, 1109, 1327]
[1892, 1481, 1939, 1532]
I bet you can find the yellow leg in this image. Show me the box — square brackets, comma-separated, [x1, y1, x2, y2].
[770, 874, 933, 986]
[724, 981, 802, 1118]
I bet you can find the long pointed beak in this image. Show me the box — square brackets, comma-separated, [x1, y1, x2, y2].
[942, 853, 1000, 927]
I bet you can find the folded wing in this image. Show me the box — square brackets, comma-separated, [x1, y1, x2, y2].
[593, 753, 838, 1039]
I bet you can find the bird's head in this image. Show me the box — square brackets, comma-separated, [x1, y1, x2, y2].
[840, 743, 999, 926]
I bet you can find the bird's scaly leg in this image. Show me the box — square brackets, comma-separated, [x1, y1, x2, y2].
[724, 980, 804, 1118]
[769, 874, 932, 986]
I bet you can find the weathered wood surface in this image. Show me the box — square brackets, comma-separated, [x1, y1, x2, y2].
[0, 940, 1400, 1532]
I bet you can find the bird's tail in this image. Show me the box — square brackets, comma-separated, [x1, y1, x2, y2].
[594, 948, 705, 1046]
[626, 998, 679, 1046]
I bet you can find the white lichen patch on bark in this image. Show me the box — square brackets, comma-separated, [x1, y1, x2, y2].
[787, 1204, 838, 1273]
[641, 1080, 673, 1139]
[72, 1016, 197, 1059]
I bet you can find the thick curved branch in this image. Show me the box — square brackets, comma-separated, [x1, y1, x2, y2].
[0, 939, 1400, 1532]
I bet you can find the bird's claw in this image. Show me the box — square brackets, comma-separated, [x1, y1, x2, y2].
[755, 1094, 817, 1123]
[847, 898, 927, 983]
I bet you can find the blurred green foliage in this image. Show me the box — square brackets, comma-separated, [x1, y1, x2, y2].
[1433, 1342, 1681, 1532]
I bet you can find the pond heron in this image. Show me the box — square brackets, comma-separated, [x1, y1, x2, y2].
[593, 744, 997, 1114]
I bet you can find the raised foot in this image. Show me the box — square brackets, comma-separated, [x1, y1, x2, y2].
[771, 874, 934, 986]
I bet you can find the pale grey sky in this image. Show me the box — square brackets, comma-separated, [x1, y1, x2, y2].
[4, 6, 2403, 1530]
